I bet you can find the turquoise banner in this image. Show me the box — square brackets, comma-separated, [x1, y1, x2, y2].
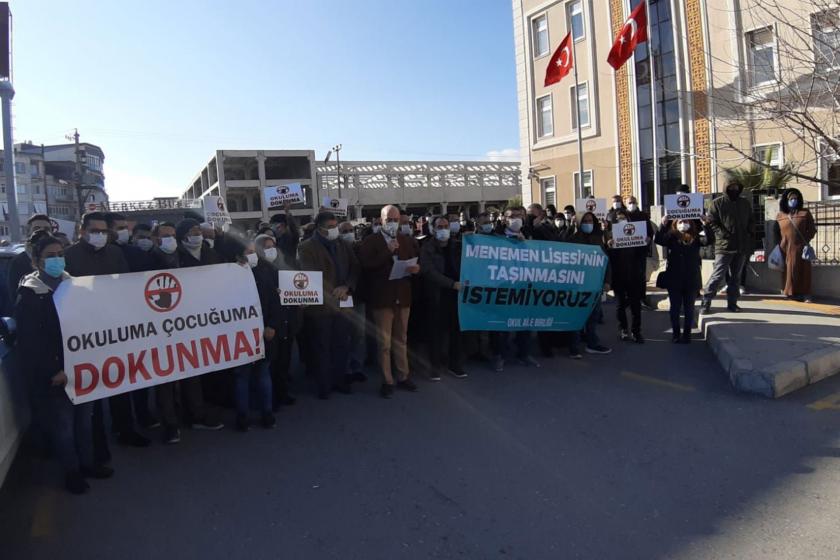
[458, 234, 608, 331]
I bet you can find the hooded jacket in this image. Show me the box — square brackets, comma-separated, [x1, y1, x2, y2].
[708, 185, 754, 254]
[569, 213, 611, 285]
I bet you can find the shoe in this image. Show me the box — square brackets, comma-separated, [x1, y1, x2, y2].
[700, 300, 712, 315]
[619, 329, 631, 341]
[517, 356, 541, 368]
[351, 371, 368, 383]
[117, 431, 151, 448]
[235, 415, 251, 432]
[449, 368, 468, 379]
[192, 419, 224, 431]
[397, 379, 418, 392]
[380, 383, 395, 399]
[727, 304, 741, 312]
[641, 298, 655, 310]
[632, 332, 645, 344]
[569, 348, 583, 360]
[671, 330, 681, 343]
[80, 464, 114, 479]
[334, 383, 353, 395]
[493, 356, 504, 372]
[428, 371, 442, 381]
[585, 345, 612, 355]
[261, 413, 277, 429]
[681, 332, 692, 344]
[163, 426, 181, 444]
[804, 296, 813, 304]
[65, 471, 89, 495]
[740, 286, 748, 295]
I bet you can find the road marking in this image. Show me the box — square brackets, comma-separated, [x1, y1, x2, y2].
[620, 371, 696, 392]
[30, 488, 58, 538]
[806, 392, 840, 411]
[757, 299, 840, 316]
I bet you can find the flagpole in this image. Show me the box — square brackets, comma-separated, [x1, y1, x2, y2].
[571, 37, 585, 199]
[645, 2, 660, 205]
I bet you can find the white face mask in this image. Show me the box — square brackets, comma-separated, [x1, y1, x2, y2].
[246, 253, 258, 268]
[400, 224, 413, 236]
[184, 235, 204, 249]
[628, 203, 638, 212]
[116, 229, 130, 245]
[507, 218, 523, 233]
[612, 202, 622, 210]
[449, 222, 461, 234]
[324, 227, 339, 241]
[136, 238, 154, 252]
[564, 213, 574, 221]
[372, 224, 381, 234]
[263, 247, 278, 262]
[435, 228, 451, 242]
[340, 232, 355, 243]
[555, 219, 566, 229]
[677, 222, 691, 233]
[204, 238, 215, 249]
[159, 236, 177, 254]
[382, 221, 399, 237]
[87, 232, 108, 250]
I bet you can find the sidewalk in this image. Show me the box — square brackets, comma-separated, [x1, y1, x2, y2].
[655, 292, 840, 398]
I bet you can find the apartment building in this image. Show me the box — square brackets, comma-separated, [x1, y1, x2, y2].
[513, 0, 840, 208]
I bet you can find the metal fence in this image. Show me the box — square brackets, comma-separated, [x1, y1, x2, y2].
[809, 200, 840, 265]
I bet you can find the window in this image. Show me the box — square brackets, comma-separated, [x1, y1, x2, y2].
[0, 225, 8, 237]
[86, 154, 102, 172]
[813, 9, 840, 71]
[14, 162, 25, 175]
[573, 170, 593, 198]
[536, 95, 554, 138]
[532, 14, 549, 58]
[568, 1, 584, 41]
[540, 177, 557, 207]
[828, 160, 840, 197]
[754, 143, 783, 169]
[747, 27, 776, 86]
[571, 83, 590, 129]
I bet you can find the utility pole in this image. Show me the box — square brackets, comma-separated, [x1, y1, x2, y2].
[333, 143, 342, 199]
[70, 128, 85, 218]
[41, 143, 49, 218]
[0, 80, 19, 242]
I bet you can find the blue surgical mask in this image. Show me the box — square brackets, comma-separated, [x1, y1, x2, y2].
[44, 256, 65, 278]
[449, 222, 461, 234]
[435, 228, 451, 242]
[136, 238, 154, 252]
[581, 223, 594, 234]
[788, 198, 799, 209]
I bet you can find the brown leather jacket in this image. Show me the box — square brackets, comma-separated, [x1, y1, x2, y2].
[358, 232, 419, 308]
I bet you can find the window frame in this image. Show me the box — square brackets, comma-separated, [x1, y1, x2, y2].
[570, 81, 591, 130]
[531, 13, 550, 59]
[536, 93, 555, 139]
[745, 25, 778, 88]
[753, 142, 784, 169]
[812, 8, 840, 72]
[540, 176, 557, 207]
[573, 170, 594, 199]
[567, 0, 585, 43]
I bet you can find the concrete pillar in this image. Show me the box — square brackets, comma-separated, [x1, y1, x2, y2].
[479, 201, 486, 212]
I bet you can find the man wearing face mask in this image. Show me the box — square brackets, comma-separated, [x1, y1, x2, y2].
[151, 222, 180, 269]
[399, 211, 415, 239]
[359, 204, 421, 398]
[606, 195, 627, 224]
[419, 216, 466, 380]
[621, 195, 655, 310]
[269, 200, 300, 269]
[563, 205, 578, 236]
[175, 219, 217, 267]
[701, 180, 754, 314]
[299, 212, 359, 399]
[8, 214, 58, 303]
[338, 221, 368, 383]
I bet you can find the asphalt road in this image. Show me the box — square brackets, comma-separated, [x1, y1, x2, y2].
[1, 306, 839, 560]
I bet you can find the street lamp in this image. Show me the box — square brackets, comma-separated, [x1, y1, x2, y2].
[330, 144, 342, 198]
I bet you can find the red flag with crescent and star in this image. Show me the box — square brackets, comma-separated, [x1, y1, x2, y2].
[544, 31, 574, 87]
[607, 1, 648, 70]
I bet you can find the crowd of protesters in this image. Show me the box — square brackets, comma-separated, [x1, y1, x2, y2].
[10, 180, 814, 495]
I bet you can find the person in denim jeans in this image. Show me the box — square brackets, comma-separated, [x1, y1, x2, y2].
[568, 212, 612, 358]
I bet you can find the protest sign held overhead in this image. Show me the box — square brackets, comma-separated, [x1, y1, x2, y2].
[278, 270, 324, 305]
[321, 196, 349, 216]
[575, 197, 607, 220]
[265, 183, 304, 208]
[611, 221, 648, 248]
[664, 193, 704, 220]
[203, 196, 232, 228]
[54, 264, 265, 405]
[458, 235, 608, 332]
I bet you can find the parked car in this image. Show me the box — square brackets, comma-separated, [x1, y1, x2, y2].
[0, 244, 26, 488]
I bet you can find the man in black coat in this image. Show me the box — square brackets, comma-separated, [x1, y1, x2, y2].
[7, 214, 54, 304]
[269, 201, 300, 269]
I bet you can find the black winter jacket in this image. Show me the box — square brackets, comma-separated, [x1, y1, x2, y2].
[654, 226, 712, 292]
[15, 271, 67, 394]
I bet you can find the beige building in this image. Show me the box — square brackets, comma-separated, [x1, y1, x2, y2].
[513, 0, 840, 209]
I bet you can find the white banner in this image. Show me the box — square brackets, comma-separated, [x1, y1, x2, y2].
[321, 196, 348, 216]
[54, 264, 264, 404]
[278, 270, 323, 305]
[203, 196, 232, 227]
[611, 221, 648, 249]
[50, 218, 76, 238]
[664, 193, 704, 220]
[575, 198, 607, 220]
[265, 183, 304, 208]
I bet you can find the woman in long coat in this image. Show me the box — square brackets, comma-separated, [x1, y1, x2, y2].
[774, 188, 817, 302]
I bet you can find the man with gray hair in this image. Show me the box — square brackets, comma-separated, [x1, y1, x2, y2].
[359, 205, 421, 399]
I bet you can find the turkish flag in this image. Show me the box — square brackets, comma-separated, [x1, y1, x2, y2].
[607, 1, 648, 70]
[544, 31, 574, 87]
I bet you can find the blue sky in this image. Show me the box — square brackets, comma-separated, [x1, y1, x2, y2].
[10, 0, 520, 200]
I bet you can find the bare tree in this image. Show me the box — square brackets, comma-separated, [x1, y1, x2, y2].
[706, 0, 840, 189]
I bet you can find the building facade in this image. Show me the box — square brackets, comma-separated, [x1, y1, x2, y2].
[180, 149, 521, 229]
[514, 0, 840, 208]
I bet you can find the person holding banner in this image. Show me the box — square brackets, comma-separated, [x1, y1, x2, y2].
[299, 211, 360, 399]
[606, 209, 649, 343]
[568, 212, 612, 358]
[269, 201, 300, 269]
[15, 233, 113, 494]
[655, 215, 713, 343]
[606, 195, 627, 224]
[359, 205, 421, 399]
[419, 216, 466, 380]
[7, 214, 54, 302]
